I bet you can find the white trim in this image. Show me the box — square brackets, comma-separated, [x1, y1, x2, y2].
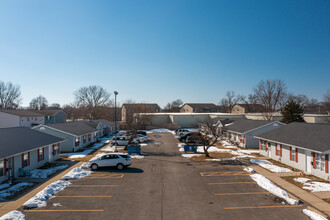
[33, 124, 96, 137]
[227, 121, 284, 135]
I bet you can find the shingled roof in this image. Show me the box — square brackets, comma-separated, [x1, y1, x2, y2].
[0, 110, 43, 117]
[43, 121, 98, 136]
[0, 127, 64, 159]
[255, 122, 330, 153]
[122, 103, 160, 112]
[30, 110, 65, 116]
[183, 103, 218, 109]
[226, 119, 280, 133]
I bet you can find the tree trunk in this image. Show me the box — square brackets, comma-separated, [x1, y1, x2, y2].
[204, 146, 210, 158]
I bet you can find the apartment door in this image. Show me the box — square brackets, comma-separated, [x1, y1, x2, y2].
[306, 151, 312, 173]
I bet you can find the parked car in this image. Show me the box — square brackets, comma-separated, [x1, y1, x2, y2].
[176, 129, 191, 136]
[110, 136, 138, 146]
[134, 134, 148, 143]
[88, 153, 132, 170]
[178, 132, 200, 142]
[137, 130, 147, 136]
[186, 133, 205, 145]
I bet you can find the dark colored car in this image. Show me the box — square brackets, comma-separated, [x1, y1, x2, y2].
[186, 133, 205, 145]
[178, 132, 201, 142]
[137, 130, 147, 136]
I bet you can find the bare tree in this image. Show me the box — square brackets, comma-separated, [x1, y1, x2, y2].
[198, 121, 225, 158]
[220, 91, 242, 113]
[62, 102, 87, 121]
[324, 90, 330, 115]
[0, 81, 22, 109]
[74, 85, 111, 119]
[29, 95, 48, 110]
[253, 79, 287, 120]
[48, 103, 61, 110]
[164, 99, 183, 112]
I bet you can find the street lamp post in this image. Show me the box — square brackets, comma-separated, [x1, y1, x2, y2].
[114, 91, 118, 152]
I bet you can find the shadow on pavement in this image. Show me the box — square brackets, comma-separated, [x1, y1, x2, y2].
[92, 167, 144, 173]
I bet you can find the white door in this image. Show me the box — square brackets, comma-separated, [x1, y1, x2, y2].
[306, 151, 312, 173]
[268, 143, 272, 158]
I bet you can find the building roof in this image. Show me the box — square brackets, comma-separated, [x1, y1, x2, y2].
[43, 121, 98, 136]
[81, 121, 99, 129]
[208, 117, 235, 126]
[93, 119, 115, 126]
[255, 122, 330, 153]
[122, 103, 160, 112]
[0, 127, 64, 159]
[183, 103, 219, 109]
[30, 110, 65, 116]
[226, 119, 278, 133]
[234, 104, 266, 112]
[0, 110, 43, 117]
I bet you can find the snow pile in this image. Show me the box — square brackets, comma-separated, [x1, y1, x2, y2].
[179, 147, 184, 152]
[251, 159, 292, 173]
[182, 154, 202, 158]
[80, 162, 89, 169]
[61, 149, 94, 158]
[0, 183, 33, 199]
[0, 183, 11, 190]
[140, 143, 147, 147]
[197, 146, 232, 153]
[62, 167, 92, 179]
[146, 129, 175, 134]
[294, 178, 330, 192]
[244, 167, 255, 173]
[250, 174, 299, 205]
[224, 146, 238, 149]
[30, 165, 68, 178]
[53, 203, 63, 207]
[23, 180, 71, 208]
[0, 210, 25, 220]
[178, 143, 185, 148]
[238, 150, 259, 154]
[130, 155, 144, 159]
[101, 146, 115, 152]
[302, 209, 327, 220]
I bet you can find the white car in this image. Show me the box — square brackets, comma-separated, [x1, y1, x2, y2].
[134, 134, 148, 143]
[88, 153, 132, 170]
[110, 136, 138, 146]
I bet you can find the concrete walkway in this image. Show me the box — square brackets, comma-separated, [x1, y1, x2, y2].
[251, 165, 330, 217]
[0, 161, 83, 217]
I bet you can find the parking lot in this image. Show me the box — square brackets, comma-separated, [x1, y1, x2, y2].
[22, 133, 309, 220]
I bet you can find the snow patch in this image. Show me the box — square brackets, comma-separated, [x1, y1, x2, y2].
[251, 159, 292, 173]
[146, 129, 175, 134]
[140, 143, 147, 147]
[61, 149, 94, 159]
[0, 210, 25, 220]
[250, 174, 299, 205]
[205, 158, 235, 161]
[302, 209, 327, 220]
[30, 165, 68, 178]
[182, 154, 202, 158]
[130, 155, 144, 159]
[0, 183, 33, 199]
[294, 178, 330, 192]
[23, 180, 71, 208]
[53, 203, 63, 207]
[62, 167, 92, 180]
[244, 167, 255, 173]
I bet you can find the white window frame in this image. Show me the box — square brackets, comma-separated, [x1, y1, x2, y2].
[315, 153, 325, 171]
[0, 160, 4, 177]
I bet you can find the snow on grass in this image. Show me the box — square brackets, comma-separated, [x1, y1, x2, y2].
[238, 150, 259, 154]
[250, 174, 299, 205]
[80, 162, 89, 169]
[302, 209, 327, 220]
[0, 183, 33, 199]
[30, 165, 68, 178]
[178, 143, 185, 148]
[61, 149, 94, 159]
[0, 183, 11, 190]
[130, 155, 145, 159]
[182, 154, 202, 158]
[293, 178, 330, 192]
[251, 159, 292, 173]
[146, 129, 175, 134]
[140, 143, 147, 147]
[0, 210, 25, 220]
[205, 158, 235, 161]
[62, 167, 92, 180]
[179, 147, 184, 152]
[101, 146, 115, 152]
[223, 146, 238, 149]
[23, 180, 71, 209]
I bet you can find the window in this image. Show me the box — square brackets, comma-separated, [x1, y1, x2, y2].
[53, 145, 59, 156]
[38, 148, 44, 162]
[22, 153, 29, 168]
[75, 137, 80, 146]
[0, 160, 4, 177]
[315, 154, 325, 171]
[94, 132, 97, 138]
[291, 147, 296, 161]
[276, 144, 282, 157]
[88, 134, 91, 141]
[83, 135, 86, 143]
[27, 117, 30, 121]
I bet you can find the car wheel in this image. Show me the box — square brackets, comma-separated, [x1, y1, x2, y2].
[180, 133, 183, 136]
[117, 163, 124, 170]
[91, 163, 99, 171]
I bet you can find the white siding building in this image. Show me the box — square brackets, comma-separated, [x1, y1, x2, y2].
[0, 110, 44, 128]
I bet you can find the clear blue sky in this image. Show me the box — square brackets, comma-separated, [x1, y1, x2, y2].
[0, 0, 329, 108]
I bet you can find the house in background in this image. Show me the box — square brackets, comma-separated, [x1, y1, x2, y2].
[180, 103, 222, 113]
[0, 110, 44, 128]
[231, 104, 266, 114]
[255, 122, 330, 180]
[33, 121, 98, 152]
[0, 127, 64, 182]
[30, 110, 67, 124]
[122, 103, 160, 122]
[226, 119, 285, 149]
[91, 119, 116, 136]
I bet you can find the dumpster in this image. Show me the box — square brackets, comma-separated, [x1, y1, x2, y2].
[184, 144, 197, 153]
[127, 145, 141, 154]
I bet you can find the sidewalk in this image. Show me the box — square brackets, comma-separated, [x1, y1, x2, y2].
[251, 165, 330, 217]
[0, 161, 83, 217]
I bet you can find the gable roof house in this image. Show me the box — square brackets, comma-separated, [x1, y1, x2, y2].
[255, 122, 330, 180]
[0, 127, 64, 182]
[180, 103, 222, 113]
[231, 104, 266, 114]
[226, 119, 285, 149]
[30, 110, 67, 124]
[122, 103, 161, 122]
[82, 119, 115, 137]
[33, 121, 98, 153]
[0, 110, 45, 129]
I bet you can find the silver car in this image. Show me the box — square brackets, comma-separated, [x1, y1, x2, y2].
[88, 153, 132, 170]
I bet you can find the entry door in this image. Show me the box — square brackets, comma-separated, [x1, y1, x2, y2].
[268, 143, 272, 158]
[306, 151, 312, 173]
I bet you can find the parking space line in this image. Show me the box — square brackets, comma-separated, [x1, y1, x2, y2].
[56, 196, 113, 198]
[68, 185, 118, 187]
[224, 205, 303, 210]
[85, 174, 124, 178]
[208, 182, 257, 185]
[215, 192, 269, 196]
[25, 210, 104, 212]
[201, 171, 250, 176]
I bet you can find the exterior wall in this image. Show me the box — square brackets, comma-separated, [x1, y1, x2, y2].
[150, 115, 171, 125]
[121, 106, 127, 122]
[171, 114, 211, 128]
[44, 112, 67, 124]
[180, 105, 193, 113]
[0, 112, 20, 128]
[231, 105, 245, 114]
[20, 116, 44, 127]
[245, 113, 283, 121]
[303, 115, 330, 124]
